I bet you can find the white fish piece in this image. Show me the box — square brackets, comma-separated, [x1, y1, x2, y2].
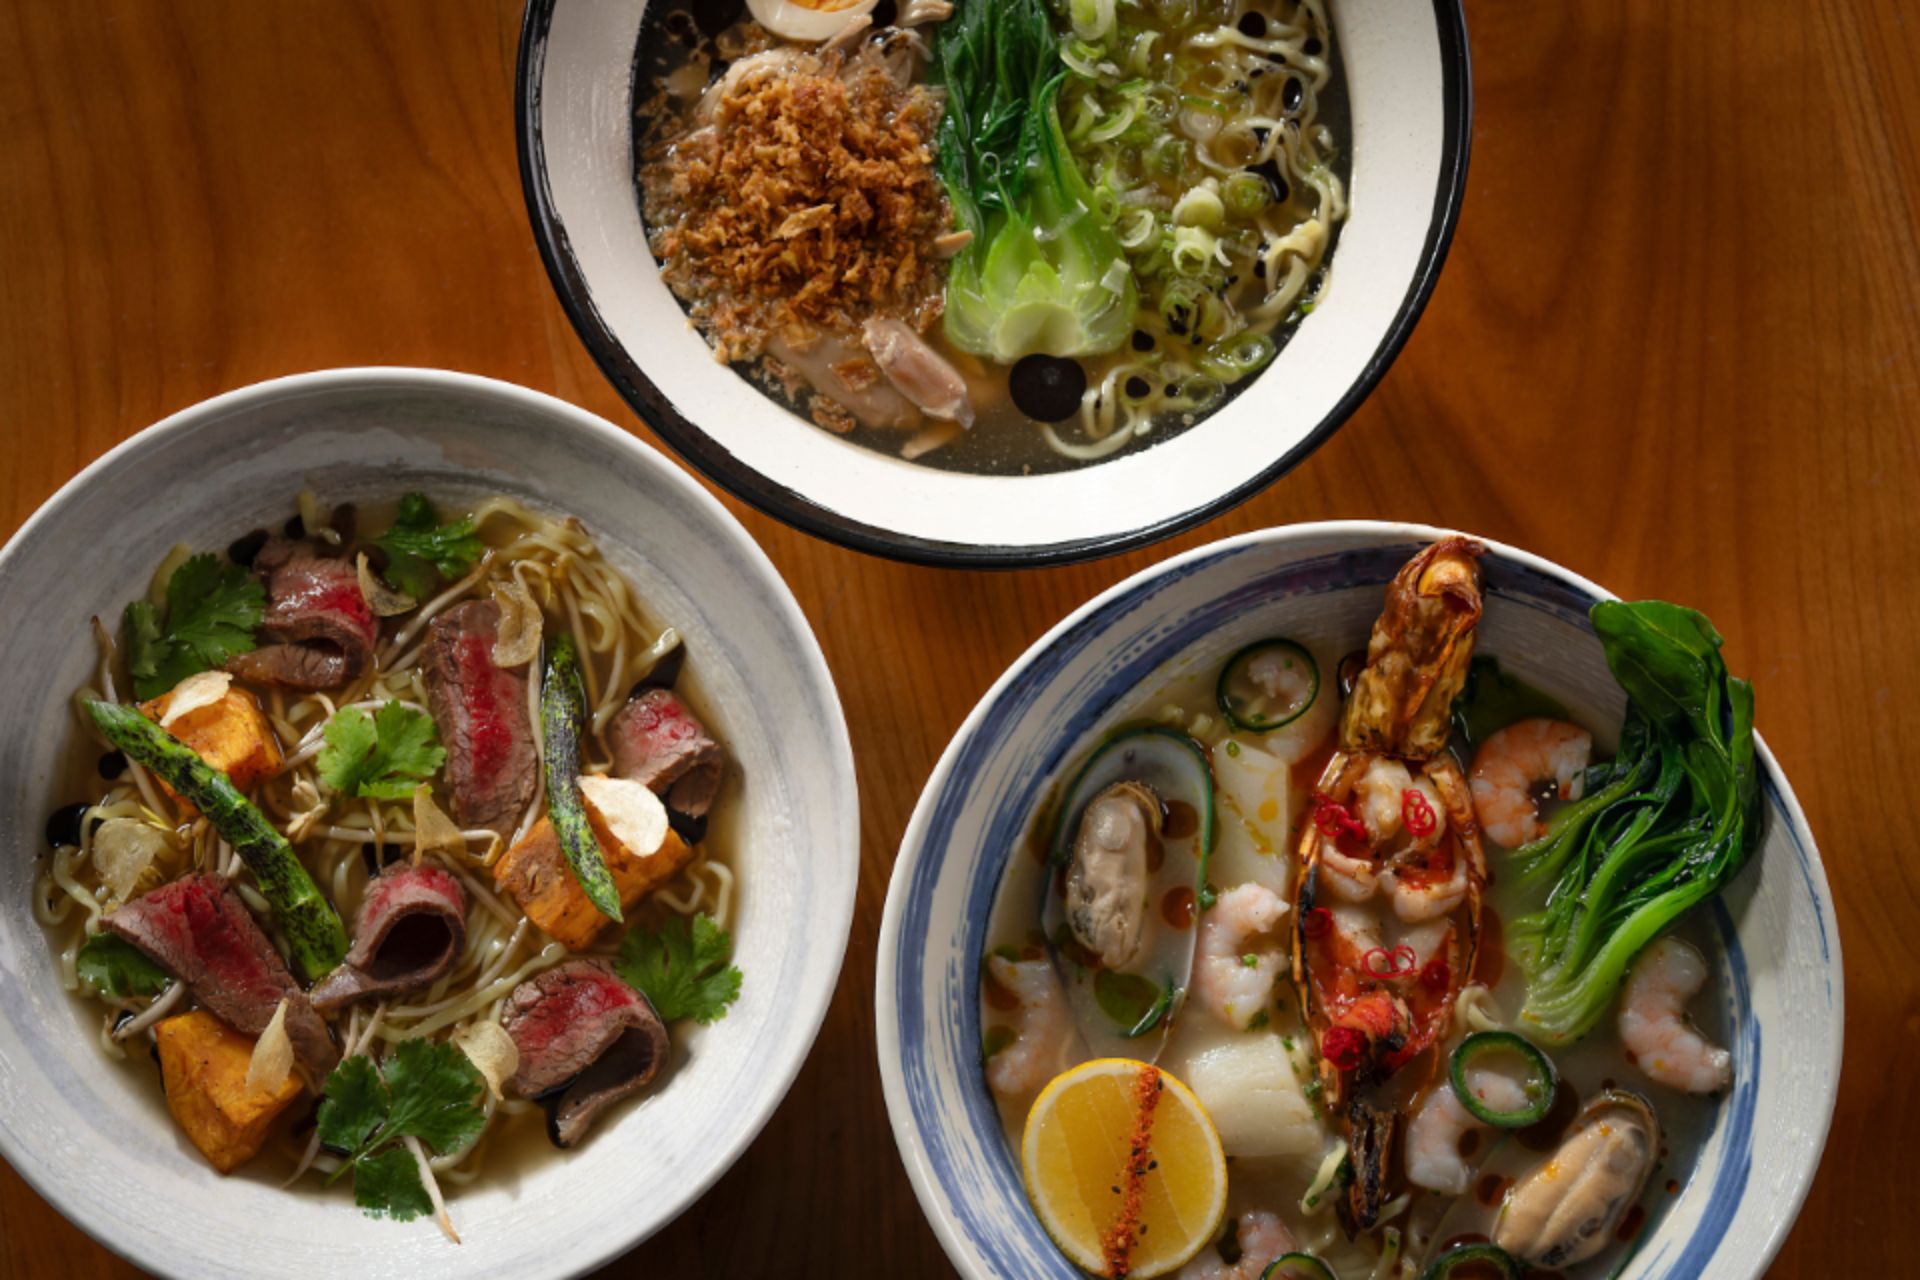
[1167, 1023, 1321, 1159]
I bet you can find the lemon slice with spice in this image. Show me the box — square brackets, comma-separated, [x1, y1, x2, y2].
[1020, 1058, 1228, 1279]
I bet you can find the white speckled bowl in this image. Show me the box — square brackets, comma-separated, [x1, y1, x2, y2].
[0, 369, 859, 1279]
[878, 522, 1843, 1279]
[517, 0, 1471, 566]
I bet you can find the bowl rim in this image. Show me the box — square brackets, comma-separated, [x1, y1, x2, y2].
[0, 366, 861, 1279]
[515, 0, 1476, 569]
[874, 518, 1845, 1279]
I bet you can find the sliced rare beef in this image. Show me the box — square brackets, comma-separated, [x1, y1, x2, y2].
[422, 601, 538, 833]
[608, 689, 723, 820]
[501, 959, 669, 1148]
[104, 874, 339, 1076]
[309, 861, 467, 1011]
[224, 537, 376, 690]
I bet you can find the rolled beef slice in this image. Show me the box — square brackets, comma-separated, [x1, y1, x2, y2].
[608, 689, 722, 819]
[104, 874, 338, 1076]
[422, 601, 537, 833]
[501, 959, 669, 1147]
[309, 861, 467, 1011]
[225, 538, 376, 690]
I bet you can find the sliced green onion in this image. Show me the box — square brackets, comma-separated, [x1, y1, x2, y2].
[1262, 1254, 1338, 1280]
[1179, 93, 1231, 116]
[1147, 135, 1187, 179]
[1200, 331, 1276, 383]
[1450, 1031, 1558, 1127]
[1418, 1243, 1520, 1279]
[1223, 170, 1272, 217]
[1089, 102, 1137, 143]
[1217, 638, 1318, 731]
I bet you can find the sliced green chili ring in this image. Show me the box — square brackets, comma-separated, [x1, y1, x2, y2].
[1262, 1253, 1338, 1280]
[1216, 638, 1319, 732]
[1200, 331, 1276, 383]
[1417, 1243, 1520, 1279]
[1450, 1030, 1558, 1127]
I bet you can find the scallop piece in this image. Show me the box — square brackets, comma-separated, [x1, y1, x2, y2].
[746, 0, 877, 44]
[1494, 1090, 1661, 1268]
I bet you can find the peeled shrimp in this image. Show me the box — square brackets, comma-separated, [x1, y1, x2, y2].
[1355, 758, 1414, 845]
[985, 956, 1073, 1098]
[1404, 1068, 1531, 1194]
[1379, 851, 1468, 922]
[1176, 1210, 1298, 1280]
[1618, 937, 1732, 1094]
[1193, 884, 1289, 1030]
[1467, 719, 1592, 848]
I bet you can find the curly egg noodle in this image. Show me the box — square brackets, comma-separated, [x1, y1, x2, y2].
[37, 496, 735, 1188]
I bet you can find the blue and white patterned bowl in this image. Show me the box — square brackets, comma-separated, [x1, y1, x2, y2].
[877, 522, 1842, 1279]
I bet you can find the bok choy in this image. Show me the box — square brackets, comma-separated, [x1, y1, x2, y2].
[1507, 601, 1760, 1044]
[933, 0, 1135, 361]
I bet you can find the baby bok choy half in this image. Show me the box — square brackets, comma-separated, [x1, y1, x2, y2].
[932, 0, 1135, 361]
[1507, 601, 1761, 1045]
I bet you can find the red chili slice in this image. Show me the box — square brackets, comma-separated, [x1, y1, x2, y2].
[1401, 786, 1437, 838]
[1312, 794, 1370, 855]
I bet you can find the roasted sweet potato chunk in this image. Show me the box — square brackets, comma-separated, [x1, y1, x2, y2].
[494, 813, 694, 951]
[154, 1010, 303, 1174]
[139, 684, 283, 808]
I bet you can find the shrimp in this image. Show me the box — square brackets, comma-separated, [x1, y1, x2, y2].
[1467, 718, 1593, 848]
[1404, 1069, 1531, 1194]
[1618, 937, 1732, 1094]
[985, 956, 1073, 1098]
[1355, 758, 1414, 845]
[1193, 884, 1289, 1030]
[1177, 1211, 1298, 1280]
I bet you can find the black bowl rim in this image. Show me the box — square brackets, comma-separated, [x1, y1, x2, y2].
[515, 0, 1474, 569]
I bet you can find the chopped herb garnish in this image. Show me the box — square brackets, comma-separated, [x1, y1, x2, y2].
[76, 932, 170, 998]
[316, 1040, 486, 1223]
[370, 493, 483, 599]
[123, 553, 266, 700]
[613, 911, 743, 1025]
[318, 702, 445, 800]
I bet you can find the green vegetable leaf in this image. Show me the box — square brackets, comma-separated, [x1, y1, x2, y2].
[372, 493, 482, 599]
[377, 1039, 489, 1156]
[123, 553, 266, 700]
[75, 932, 171, 999]
[317, 1054, 389, 1155]
[350, 1146, 433, 1222]
[934, 0, 1135, 360]
[318, 702, 446, 799]
[614, 912, 743, 1025]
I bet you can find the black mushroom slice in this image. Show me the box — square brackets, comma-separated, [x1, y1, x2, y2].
[607, 688, 724, 822]
[224, 537, 377, 690]
[421, 600, 539, 833]
[104, 874, 339, 1076]
[309, 861, 468, 1011]
[501, 960, 670, 1149]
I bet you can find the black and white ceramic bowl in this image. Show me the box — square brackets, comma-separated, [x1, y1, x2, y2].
[517, 0, 1471, 566]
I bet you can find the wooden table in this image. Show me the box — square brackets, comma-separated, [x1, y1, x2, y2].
[2, 2, 1913, 1275]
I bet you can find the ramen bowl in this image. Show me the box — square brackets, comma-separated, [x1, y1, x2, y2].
[877, 522, 1842, 1278]
[0, 369, 859, 1279]
[518, 0, 1471, 566]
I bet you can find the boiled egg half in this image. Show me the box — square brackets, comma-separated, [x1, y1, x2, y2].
[747, 0, 878, 43]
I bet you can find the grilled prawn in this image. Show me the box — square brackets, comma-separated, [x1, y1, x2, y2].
[1289, 537, 1488, 1233]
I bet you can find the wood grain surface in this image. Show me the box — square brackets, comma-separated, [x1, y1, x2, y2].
[2, 2, 1914, 1276]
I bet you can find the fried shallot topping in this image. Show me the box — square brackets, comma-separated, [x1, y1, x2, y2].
[641, 42, 950, 364]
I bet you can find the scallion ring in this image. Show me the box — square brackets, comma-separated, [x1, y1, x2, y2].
[1217, 638, 1319, 731]
[1261, 1254, 1338, 1280]
[1417, 1243, 1520, 1279]
[1449, 1030, 1557, 1128]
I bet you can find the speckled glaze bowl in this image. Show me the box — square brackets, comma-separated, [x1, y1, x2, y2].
[877, 522, 1842, 1279]
[0, 369, 859, 1279]
[518, 0, 1471, 566]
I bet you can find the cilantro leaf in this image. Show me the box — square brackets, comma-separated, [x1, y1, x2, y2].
[317, 1055, 389, 1154]
[378, 1039, 488, 1155]
[372, 494, 482, 599]
[614, 912, 743, 1025]
[123, 553, 266, 700]
[351, 1146, 433, 1222]
[318, 702, 446, 800]
[316, 1041, 486, 1226]
[75, 933, 171, 999]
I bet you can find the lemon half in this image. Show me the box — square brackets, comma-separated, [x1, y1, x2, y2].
[1020, 1058, 1228, 1279]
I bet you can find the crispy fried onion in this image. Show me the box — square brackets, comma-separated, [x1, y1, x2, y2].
[452, 1021, 519, 1102]
[490, 578, 543, 668]
[158, 670, 232, 727]
[412, 785, 467, 865]
[246, 998, 295, 1096]
[357, 552, 417, 618]
[94, 817, 179, 907]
